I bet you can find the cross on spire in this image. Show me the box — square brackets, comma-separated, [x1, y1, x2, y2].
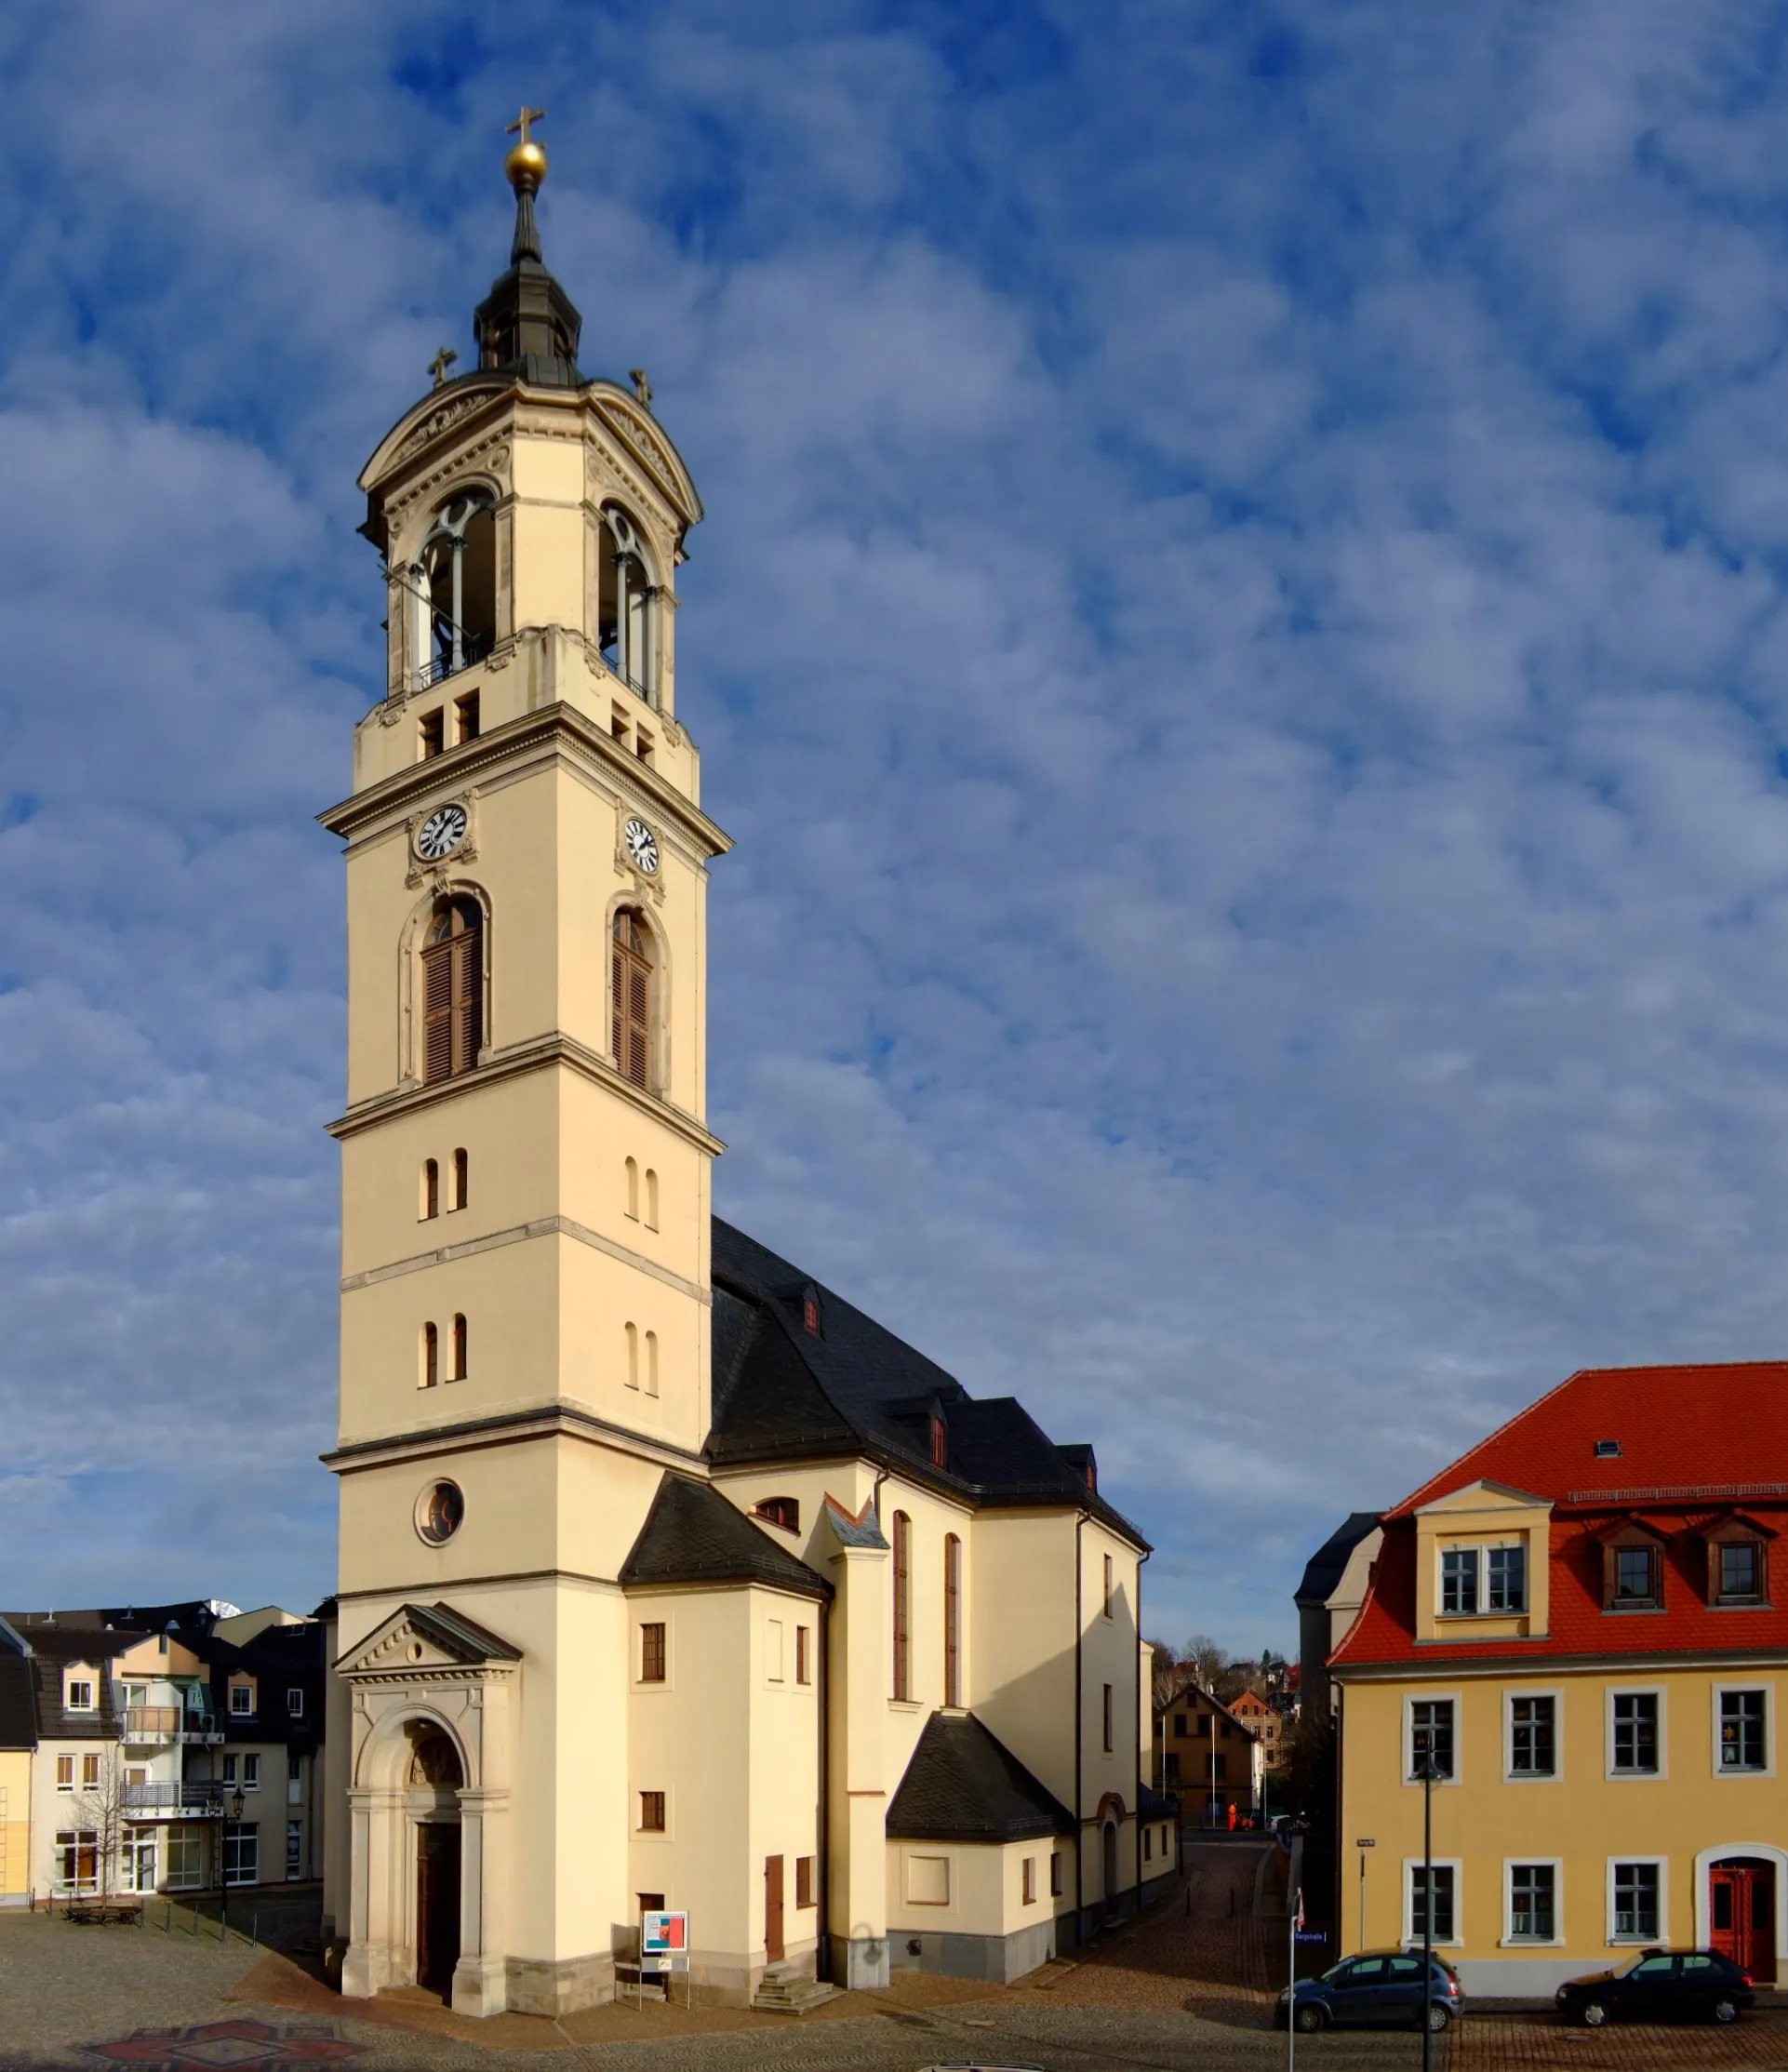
[507, 105, 545, 147]
[429, 347, 459, 390]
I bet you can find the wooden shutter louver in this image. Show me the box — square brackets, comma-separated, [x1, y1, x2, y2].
[612, 910, 653, 1089]
[423, 899, 483, 1082]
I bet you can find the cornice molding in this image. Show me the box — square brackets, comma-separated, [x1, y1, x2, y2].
[323, 1399, 709, 1477]
[327, 1031, 727, 1159]
[1334, 1645, 1788, 1683]
[320, 697, 730, 860]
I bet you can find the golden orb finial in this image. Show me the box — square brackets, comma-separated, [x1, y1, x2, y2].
[505, 105, 548, 191]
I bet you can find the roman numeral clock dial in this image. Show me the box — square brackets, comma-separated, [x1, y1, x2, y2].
[624, 817, 660, 874]
[416, 803, 468, 862]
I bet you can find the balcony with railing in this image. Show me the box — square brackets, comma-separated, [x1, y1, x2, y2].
[416, 629, 493, 691]
[122, 1706, 223, 1746]
[122, 1781, 226, 1820]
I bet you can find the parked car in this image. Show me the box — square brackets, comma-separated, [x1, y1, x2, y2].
[1276, 1951, 1463, 2033]
[1554, 1950, 1755, 2026]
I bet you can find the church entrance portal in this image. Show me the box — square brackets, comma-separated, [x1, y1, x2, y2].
[417, 1823, 462, 1995]
[1711, 1859, 1777, 1983]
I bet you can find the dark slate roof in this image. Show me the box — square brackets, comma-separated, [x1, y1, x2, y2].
[0, 1649, 35, 1751]
[621, 1475, 834, 1599]
[708, 1219, 1148, 1549]
[887, 1711, 1076, 1843]
[1293, 1513, 1382, 1609]
[19, 1626, 147, 1742]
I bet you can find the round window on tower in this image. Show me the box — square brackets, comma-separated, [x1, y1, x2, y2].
[416, 1480, 465, 1546]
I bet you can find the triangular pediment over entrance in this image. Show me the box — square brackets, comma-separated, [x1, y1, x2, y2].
[335, 1600, 523, 1678]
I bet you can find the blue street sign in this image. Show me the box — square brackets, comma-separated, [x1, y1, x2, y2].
[1295, 1931, 1328, 1944]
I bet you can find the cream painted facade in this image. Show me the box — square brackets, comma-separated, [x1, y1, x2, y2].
[0, 1748, 26, 1905]
[321, 145, 1153, 2020]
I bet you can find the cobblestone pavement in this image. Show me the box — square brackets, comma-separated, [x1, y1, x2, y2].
[7, 1850, 1788, 2072]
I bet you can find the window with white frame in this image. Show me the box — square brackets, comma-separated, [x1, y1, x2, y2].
[1409, 1863, 1456, 1942]
[223, 1826, 259, 1887]
[229, 1683, 254, 1718]
[55, 1830, 99, 1893]
[1610, 1691, 1661, 1774]
[64, 1678, 95, 1712]
[1439, 1549, 1477, 1615]
[1487, 1545, 1527, 1611]
[1409, 1698, 1455, 1779]
[287, 1687, 304, 1718]
[1611, 1861, 1661, 1941]
[55, 1755, 73, 1791]
[242, 1754, 260, 1791]
[1507, 1862, 1557, 1941]
[287, 1820, 303, 1878]
[165, 1825, 205, 1891]
[1718, 1689, 1768, 1771]
[1509, 1694, 1555, 1776]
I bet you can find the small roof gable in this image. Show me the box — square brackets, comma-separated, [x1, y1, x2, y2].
[887, 1711, 1075, 1843]
[822, 1493, 889, 1551]
[336, 1601, 522, 1677]
[621, 1476, 834, 1600]
[1416, 1478, 1551, 1515]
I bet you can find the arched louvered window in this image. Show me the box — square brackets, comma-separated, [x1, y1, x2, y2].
[422, 897, 484, 1082]
[892, 1511, 912, 1701]
[612, 910, 653, 1089]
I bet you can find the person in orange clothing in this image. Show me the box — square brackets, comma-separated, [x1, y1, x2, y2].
[1227, 1801, 1237, 1832]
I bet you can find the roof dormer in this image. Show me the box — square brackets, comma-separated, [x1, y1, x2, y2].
[1413, 1479, 1552, 1643]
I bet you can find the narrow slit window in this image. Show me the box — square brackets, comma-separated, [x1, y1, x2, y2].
[645, 1328, 659, 1397]
[451, 1313, 467, 1382]
[645, 1168, 659, 1230]
[419, 708, 445, 760]
[420, 1321, 438, 1389]
[625, 1156, 639, 1220]
[453, 689, 480, 744]
[1102, 1682, 1114, 1753]
[452, 1147, 468, 1210]
[639, 1623, 666, 1683]
[1103, 1553, 1114, 1620]
[795, 1624, 810, 1684]
[421, 1159, 439, 1220]
[625, 1321, 639, 1390]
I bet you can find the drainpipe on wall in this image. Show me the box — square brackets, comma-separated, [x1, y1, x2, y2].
[1074, 1513, 1084, 1945]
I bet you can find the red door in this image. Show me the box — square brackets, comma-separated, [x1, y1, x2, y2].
[1711, 1860, 1776, 1983]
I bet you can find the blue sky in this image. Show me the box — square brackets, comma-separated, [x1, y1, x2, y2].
[5, 2, 1788, 1654]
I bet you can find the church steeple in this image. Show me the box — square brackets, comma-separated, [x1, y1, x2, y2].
[472, 107, 584, 387]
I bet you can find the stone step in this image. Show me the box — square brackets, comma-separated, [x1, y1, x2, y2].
[751, 1973, 842, 2014]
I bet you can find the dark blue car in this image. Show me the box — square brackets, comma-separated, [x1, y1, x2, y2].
[1275, 1950, 1464, 2033]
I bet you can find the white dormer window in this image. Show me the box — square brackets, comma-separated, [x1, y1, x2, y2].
[287, 1688, 304, 1718]
[229, 1683, 254, 1718]
[65, 1678, 96, 1712]
[1439, 1544, 1527, 1616]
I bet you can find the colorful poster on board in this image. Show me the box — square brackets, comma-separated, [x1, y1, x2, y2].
[642, 1910, 687, 1956]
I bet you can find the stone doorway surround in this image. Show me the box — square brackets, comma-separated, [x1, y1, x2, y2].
[335, 1600, 520, 2018]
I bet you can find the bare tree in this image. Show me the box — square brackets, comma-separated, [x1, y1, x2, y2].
[70, 1748, 128, 1905]
[1183, 1633, 1228, 1691]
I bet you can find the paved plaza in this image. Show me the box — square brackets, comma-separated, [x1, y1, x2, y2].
[3, 1845, 1787, 2071]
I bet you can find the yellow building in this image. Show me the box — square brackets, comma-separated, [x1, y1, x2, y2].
[319, 127, 1153, 2019]
[1330, 1361, 1788, 1996]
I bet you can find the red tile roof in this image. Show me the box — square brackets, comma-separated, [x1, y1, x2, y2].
[1332, 1362, 1788, 1670]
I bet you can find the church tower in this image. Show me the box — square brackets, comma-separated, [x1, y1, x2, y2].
[319, 116, 728, 2016]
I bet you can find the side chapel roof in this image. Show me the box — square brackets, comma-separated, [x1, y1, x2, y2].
[887, 1711, 1076, 1843]
[621, 1474, 833, 1600]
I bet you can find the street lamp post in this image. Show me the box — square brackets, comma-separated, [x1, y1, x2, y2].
[224, 1786, 246, 1935]
[1416, 1759, 1437, 2072]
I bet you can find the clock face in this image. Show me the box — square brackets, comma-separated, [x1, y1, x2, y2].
[417, 803, 468, 862]
[624, 817, 660, 875]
